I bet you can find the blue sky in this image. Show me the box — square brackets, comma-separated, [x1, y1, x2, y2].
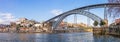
[0, 0, 108, 24]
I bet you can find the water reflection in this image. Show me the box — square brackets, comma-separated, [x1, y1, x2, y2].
[93, 35, 120, 42]
[28, 32, 93, 42]
[0, 32, 120, 42]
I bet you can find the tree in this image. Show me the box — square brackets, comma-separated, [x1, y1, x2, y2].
[93, 21, 98, 26]
[100, 20, 106, 26]
[108, 0, 120, 18]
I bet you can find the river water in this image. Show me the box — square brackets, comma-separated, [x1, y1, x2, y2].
[0, 32, 120, 42]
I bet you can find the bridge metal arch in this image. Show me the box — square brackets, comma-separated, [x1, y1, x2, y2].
[44, 3, 120, 23]
[52, 10, 102, 29]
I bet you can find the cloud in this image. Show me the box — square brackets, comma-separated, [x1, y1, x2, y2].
[0, 12, 17, 24]
[51, 9, 63, 15]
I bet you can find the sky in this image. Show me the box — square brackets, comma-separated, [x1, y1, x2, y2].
[0, 0, 108, 24]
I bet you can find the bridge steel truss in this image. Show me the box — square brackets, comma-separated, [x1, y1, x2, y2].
[44, 3, 120, 30]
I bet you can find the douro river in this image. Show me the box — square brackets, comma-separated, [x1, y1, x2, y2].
[0, 32, 120, 42]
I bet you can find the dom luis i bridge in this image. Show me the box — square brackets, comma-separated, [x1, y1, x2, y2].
[43, 3, 120, 33]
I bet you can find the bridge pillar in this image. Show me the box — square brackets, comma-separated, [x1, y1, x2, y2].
[104, 5, 107, 20]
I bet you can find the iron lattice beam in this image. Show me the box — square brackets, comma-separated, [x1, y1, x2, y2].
[44, 3, 120, 23]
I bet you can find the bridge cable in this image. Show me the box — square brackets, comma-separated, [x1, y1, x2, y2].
[87, 10, 90, 27]
[65, 17, 68, 29]
[74, 14, 77, 28]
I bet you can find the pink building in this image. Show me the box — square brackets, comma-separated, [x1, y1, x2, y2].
[115, 18, 120, 25]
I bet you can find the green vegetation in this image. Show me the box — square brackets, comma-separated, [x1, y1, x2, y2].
[100, 20, 106, 26]
[93, 21, 98, 26]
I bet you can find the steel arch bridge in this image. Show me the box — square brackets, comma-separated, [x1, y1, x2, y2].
[44, 3, 120, 29]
